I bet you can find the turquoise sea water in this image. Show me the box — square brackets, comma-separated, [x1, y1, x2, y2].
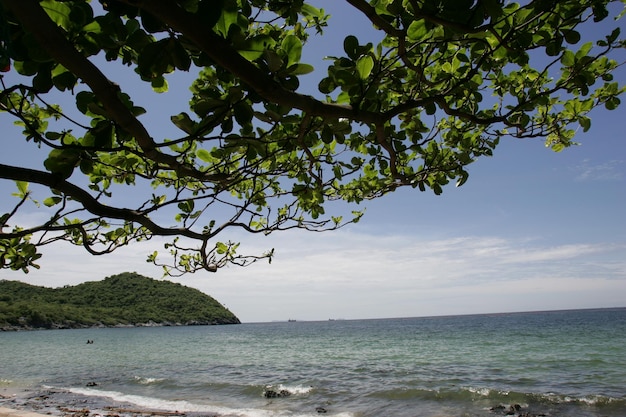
[0, 308, 625, 417]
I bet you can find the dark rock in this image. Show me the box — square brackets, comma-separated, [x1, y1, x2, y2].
[315, 407, 327, 413]
[264, 389, 278, 398]
[263, 388, 292, 398]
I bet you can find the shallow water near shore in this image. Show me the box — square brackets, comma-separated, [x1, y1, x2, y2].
[1, 308, 625, 417]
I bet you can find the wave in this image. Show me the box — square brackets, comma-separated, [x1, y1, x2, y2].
[262, 383, 314, 397]
[132, 376, 167, 385]
[368, 385, 625, 408]
[65, 387, 354, 417]
[536, 392, 624, 406]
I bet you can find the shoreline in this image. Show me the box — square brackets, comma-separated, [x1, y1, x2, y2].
[0, 320, 240, 332]
[0, 388, 218, 417]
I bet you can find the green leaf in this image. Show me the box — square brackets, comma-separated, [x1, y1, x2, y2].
[318, 77, 336, 94]
[76, 91, 96, 114]
[69, 1, 94, 27]
[288, 63, 314, 75]
[301, 4, 324, 19]
[575, 42, 593, 60]
[171, 112, 196, 134]
[216, 242, 228, 254]
[563, 30, 581, 44]
[238, 35, 276, 61]
[79, 159, 94, 175]
[33, 69, 53, 93]
[44, 149, 80, 179]
[15, 181, 29, 196]
[90, 122, 114, 148]
[45, 132, 62, 141]
[138, 40, 173, 79]
[178, 200, 194, 213]
[151, 76, 169, 93]
[579, 116, 591, 132]
[41, 0, 72, 30]
[233, 102, 253, 126]
[43, 196, 62, 207]
[196, 149, 212, 162]
[52, 70, 78, 92]
[455, 171, 469, 187]
[343, 35, 359, 59]
[170, 39, 191, 71]
[215, 9, 238, 38]
[282, 35, 302, 67]
[407, 20, 428, 41]
[356, 55, 374, 80]
[140, 9, 167, 33]
[561, 50, 575, 66]
[264, 50, 283, 72]
[605, 97, 620, 110]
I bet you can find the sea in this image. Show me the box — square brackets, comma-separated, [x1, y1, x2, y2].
[0, 308, 625, 417]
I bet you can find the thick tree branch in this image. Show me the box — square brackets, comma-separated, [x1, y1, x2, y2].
[0, 163, 207, 240]
[121, 0, 388, 125]
[344, 0, 403, 37]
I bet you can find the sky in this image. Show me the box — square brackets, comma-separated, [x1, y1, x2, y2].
[1, 1, 625, 323]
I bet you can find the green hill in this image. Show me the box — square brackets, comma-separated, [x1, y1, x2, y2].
[0, 272, 240, 330]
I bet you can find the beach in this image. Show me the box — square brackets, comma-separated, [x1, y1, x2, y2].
[1, 388, 215, 417]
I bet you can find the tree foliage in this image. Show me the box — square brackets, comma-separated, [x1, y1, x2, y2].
[0, 0, 624, 275]
[0, 272, 240, 329]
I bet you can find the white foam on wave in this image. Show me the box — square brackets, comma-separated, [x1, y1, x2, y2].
[266, 384, 314, 396]
[67, 387, 213, 413]
[559, 394, 619, 406]
[132, 376, 166, 385]
[66, 387, 355, 417]
[465, 386, 492, 396]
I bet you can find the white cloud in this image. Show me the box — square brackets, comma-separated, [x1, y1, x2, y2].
[189, 230, 626, 321]
[2, 228, 625, 322]
[574, 159, 624, 181]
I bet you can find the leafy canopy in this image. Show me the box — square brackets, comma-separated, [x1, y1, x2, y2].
[0, 0, 624, 275]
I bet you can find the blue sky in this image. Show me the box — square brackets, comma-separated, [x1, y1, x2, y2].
[1, 1, 625, 322]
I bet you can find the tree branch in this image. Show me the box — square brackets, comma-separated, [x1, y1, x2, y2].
[121, 0, 388, 125]
[344, 0, 403, 37]
[0, 163, 207, 240]
[0, 0, 229, 183]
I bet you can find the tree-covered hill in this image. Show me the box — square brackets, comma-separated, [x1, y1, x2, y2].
[0, 272, 240, 330]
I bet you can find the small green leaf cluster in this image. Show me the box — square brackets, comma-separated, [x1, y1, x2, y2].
[0, 233, 42, 273]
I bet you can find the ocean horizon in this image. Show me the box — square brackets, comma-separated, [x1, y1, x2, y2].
[254, 306, 626, 324]
[1, 307, 625, 417]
